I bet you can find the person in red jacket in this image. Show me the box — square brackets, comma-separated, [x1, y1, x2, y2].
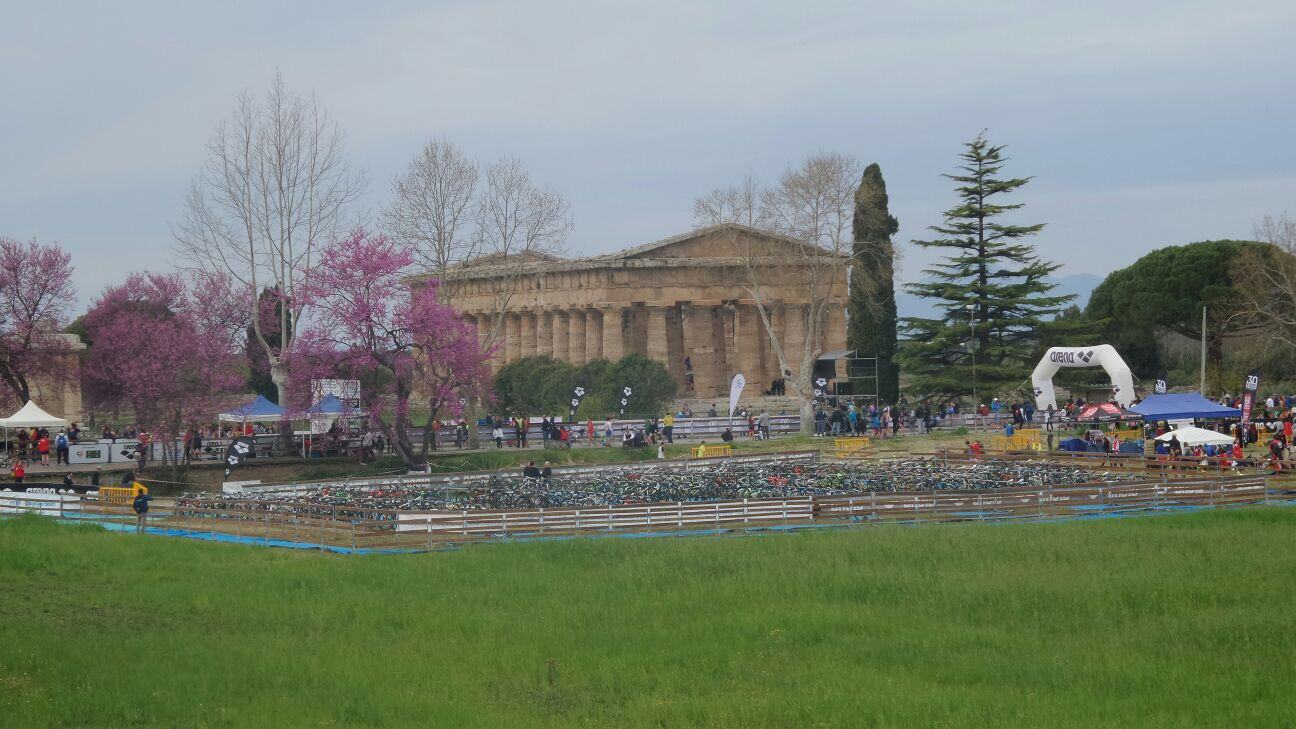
[11, 461, 25, 483]
[37, 434, 51, 466]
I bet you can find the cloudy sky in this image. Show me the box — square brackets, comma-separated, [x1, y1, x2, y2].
[2, 0, 1293, 311]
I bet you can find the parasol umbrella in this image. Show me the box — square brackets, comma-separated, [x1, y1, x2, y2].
[1076, 402, 1141, 422]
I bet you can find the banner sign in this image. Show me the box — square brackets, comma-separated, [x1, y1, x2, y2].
[1154, 373, 1168, 395]
[728, 374, 746, 416]
[569, 386, 586, 417]
[618, 386, 633, 416]
[813, 376, 828, 403]
[1240, 368, 1261, 428]
[223, 436, 255, 479]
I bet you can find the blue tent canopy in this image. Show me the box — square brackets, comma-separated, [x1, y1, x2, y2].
[304, 394, 363, 417]
[1129, 393, 1241, 420]
[219, 395, 286, 422]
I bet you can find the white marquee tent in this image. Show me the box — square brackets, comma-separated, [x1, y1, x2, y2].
[1155, 426, 1235, 448]
[0, 400, 69, 429]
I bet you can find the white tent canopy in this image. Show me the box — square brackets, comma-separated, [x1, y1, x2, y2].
[0, 401, 69, 429]
[1155, 426, 1235, 447]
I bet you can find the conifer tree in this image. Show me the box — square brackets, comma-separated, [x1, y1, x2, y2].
[897, 133, 1072, 401]
[847, 163, 900, 405]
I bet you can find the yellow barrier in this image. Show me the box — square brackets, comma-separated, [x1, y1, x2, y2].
[991, 434, 1041, 451]
[98, 483, 148, 505]
[832, 437, 872, 458]
[692, 444, 732, 458]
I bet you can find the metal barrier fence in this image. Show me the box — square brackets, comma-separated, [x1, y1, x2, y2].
[2, 471, 1278, 553]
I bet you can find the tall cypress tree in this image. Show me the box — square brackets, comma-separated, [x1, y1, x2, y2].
[897, 133, 1072, 402]
[847, 163, 900, 405]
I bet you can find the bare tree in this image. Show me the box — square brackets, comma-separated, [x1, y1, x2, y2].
[704, 152, 866, 433]
[448, 157, 572, 445]
[467, 157, 573, 346]
[692, 173, 761, 227]
[1234, 213, 1296, 348]
[381, 139, 479, 282]
[175, 73, 365, 404]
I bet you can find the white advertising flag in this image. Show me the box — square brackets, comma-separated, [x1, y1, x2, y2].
[728, 374, 746, 416]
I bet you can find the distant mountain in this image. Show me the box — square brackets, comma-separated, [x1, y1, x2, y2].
[894, 273, 1103, 320]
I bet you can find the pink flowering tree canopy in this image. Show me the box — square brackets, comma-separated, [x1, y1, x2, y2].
[298, 228, 492, 466]
[0, 237, 76, 407]
[82, 272, 243, 474]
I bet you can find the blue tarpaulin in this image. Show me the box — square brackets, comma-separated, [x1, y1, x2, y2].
[1130, 393, 1241, 420]
[219, 395, 286, 422]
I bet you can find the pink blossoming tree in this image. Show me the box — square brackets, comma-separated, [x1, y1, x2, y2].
[297, 229, 492, 467]
[0, 237, 77, 407]
[82, 272, 243, 481]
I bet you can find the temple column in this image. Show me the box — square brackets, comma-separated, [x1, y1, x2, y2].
[709, 306, 730, 396]
[567, 310, 586, 364]
[736, 302, 762, 383]
[552, 310, 570, 363]
[601, 307, 625, 361]
[824, 304, 847, 352]
[520, 311, 537, 359]
[647, 306, 670, 369]
[722, 305, 739, 382]
[504, 312, 521, 365]
[767, 303, 786, 387]
[681, 305, 721, 396]
[585, 309, 603, 361]
[537, 311, 553, 358]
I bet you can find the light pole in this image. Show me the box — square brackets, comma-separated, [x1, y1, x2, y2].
[965, 304, 978, 429]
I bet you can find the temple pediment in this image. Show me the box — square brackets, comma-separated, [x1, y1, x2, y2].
[606, 224, 817, 262]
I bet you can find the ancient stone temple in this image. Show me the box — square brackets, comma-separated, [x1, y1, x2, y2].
[425, 224, 848, 398]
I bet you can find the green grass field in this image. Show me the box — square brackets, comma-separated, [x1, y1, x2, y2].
[3, 509, 1295, 727]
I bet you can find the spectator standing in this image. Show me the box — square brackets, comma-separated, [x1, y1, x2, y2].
[492, 425, 504, 449]
[55, 430, 69, 465]
[663, 412, 674, 444]
[37, 433, 51, 466]
[132, 490, 153, 533]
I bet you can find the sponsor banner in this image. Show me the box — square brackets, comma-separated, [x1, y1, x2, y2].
[728, 374, 746, 416]
[1240, 368, 1261, 428]
[569, 386, 586, 417]
[223, 436, 255, 479]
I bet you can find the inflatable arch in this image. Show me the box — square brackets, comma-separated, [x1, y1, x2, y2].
[1030, 344, 1135, 411]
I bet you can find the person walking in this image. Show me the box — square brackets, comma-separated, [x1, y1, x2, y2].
[132, 489, 153, 534]
[758, 410, 770, 440]
[492, 424, 504, 449]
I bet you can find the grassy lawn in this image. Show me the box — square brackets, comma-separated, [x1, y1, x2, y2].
[3, 508, 1295, 727]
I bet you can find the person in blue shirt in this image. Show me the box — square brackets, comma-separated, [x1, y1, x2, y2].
[132, 490, 153, 534]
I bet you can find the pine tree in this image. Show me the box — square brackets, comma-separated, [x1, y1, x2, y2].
[847, 163, 900, 405]
[897, 133, 1073, 402]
